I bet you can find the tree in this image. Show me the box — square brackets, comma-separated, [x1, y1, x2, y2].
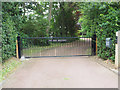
[50, 2, 78, 37]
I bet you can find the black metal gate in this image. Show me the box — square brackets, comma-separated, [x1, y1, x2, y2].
[20, 37, 93, 58]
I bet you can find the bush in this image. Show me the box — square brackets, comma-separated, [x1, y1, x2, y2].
[2, 15, 17, 61]
[22, 15, 49, 46]
[79, 2, 120, 61]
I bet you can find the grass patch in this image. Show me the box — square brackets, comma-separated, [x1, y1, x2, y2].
[0, 57, 22, 82]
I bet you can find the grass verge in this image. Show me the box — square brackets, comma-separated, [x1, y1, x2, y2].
[0, 57, 22, 82]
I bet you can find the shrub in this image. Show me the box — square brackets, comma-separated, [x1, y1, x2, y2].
[2, 15, 17, 61]
[79, 2, 120, 61]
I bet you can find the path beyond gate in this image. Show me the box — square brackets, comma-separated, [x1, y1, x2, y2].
[16, 36, 97, 58]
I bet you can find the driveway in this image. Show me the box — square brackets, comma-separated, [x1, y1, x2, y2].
[3, 56, 118, 88]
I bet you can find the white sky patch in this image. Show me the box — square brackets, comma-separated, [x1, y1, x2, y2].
[43, 16, 47, 19]
[43, 10, 49, 14]
[57, 3, 60, 8]
[25, 10, 35, 16]
[18, 2, 49, 20]
[46, 5, 49, 7]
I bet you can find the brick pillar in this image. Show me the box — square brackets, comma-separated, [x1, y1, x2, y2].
[115, 31, 120, 67]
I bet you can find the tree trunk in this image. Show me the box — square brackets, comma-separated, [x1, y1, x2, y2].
[23, 3, 26, 20]
[47, 2, 53, 36]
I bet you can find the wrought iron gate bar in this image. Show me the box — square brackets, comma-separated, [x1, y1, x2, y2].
[25, 55, 92, 58]
[21, 37, 91, 39]
[21, 37, 92, 58]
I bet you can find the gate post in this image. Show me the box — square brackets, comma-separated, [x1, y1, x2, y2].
[92, 34, 96, 55]
[16, 35, 21, 59]
[115, 31, 120, 67]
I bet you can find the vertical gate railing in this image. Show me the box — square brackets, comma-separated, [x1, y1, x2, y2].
[16, 36, 97, 58]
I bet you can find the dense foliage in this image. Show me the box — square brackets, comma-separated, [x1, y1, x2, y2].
[2, 2, 49, 61]
[23, 16, 48, 37]
[50, 2, 78, 37]
[2, 2, 120, 62]
[2, 2, 23, 61]
[78, 2, 120, 61]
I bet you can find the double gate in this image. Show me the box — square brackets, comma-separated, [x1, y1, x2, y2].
[17, 36, 96, 58]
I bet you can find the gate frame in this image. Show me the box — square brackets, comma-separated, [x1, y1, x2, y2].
[16, 36, 97, 59]
[92, 34, 96, 56]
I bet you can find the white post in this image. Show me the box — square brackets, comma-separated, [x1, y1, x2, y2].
[115, 31, 120, 68]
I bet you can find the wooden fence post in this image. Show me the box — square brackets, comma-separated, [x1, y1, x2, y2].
[16, 35, 21, 59]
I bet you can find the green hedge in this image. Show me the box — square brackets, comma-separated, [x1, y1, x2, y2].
[2, 2, 25, 62]
[79, 2, 120, 61]
[2, 15, 18, 61]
